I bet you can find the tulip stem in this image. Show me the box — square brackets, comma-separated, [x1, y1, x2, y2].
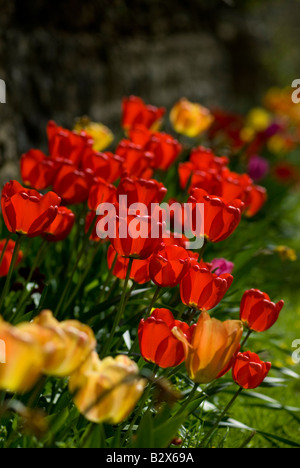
[0, 236, 12, 270]
[0, 235, 22, 313]
[198, 238, 207, 262]
[96, 251, 118, 304]
[101, 257, 134, 356]
[121, 364, 158, 446]
[241, 329, 252, 349]
[14, 239, 49, 322]
[64, 242, 101, 312]
[54, 216, 97, 318]
[199, 386, 243, 448]
[187, 307, 198, 325]
[146, 286, 161, 317]
[177, 382, 199, 415]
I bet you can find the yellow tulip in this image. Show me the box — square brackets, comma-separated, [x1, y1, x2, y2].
[18, 310, 96, 378]
[69, 353, 146, 424]
[275, 245, 297, 262]
[0, 317, 44, 394]
[170, 98, 214, 138]
[172, 311, 243, 384]
[245, 108, 272, 133]
[74, 117, 114, 152]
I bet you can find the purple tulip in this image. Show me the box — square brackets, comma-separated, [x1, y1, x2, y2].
[211, 258, 234, 276]
[248, 155, 269, 181]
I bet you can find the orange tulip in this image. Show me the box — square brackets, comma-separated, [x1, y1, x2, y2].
[69, 353, 146, 424]
[172, 311, 243, 384]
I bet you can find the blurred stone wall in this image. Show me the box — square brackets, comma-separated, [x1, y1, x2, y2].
[0, 0, 299, 185]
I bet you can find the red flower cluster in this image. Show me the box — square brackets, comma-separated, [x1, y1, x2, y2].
[179, 145, 267, 218]
[21, 122, 93, 205]
[7, 95, 280, 398]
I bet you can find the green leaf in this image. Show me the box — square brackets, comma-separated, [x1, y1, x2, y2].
[152, 405, 188, 448]
[81, 423, 107, 448]
[133, 410, 154, 448]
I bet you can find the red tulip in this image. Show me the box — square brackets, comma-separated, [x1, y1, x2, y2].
[188, 188, 244, 243]
[1, 180, 61, 238]
[107, 245, 151, 284]
[232, 351, 271, 389]
[53, 165, 94, 205]
[220, 169, 253, 203]
[122, 96, 165, 131]
[47, 120, 93, 167]
[21, 149, 57, 190]
[42, 206, 75, 242]
[149, 244, 190, 288]
[178, 162, 222, 193]
[244, 185, 267, 218]
[117, 177, 167, 209]
[130, 126, 182, 171]
[190, 146, 229, 171]
[180, 261, 233, 311]
[220, 169, 267, 217]
[108, 209, 163, 260]
[0, 240, 23, 277]
[207, 109, 245, 150]
[82, 149, 124, 183]
[240, 289, 284, 332]
[161, 230, 192, 249]
[146, 132, 182, 171]
[138, 308, 195, 368]
[88, 177, 117, 212]
[115, 140, 154, 179]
